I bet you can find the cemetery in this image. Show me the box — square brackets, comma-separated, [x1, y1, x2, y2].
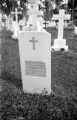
[1, 0, 77, 120]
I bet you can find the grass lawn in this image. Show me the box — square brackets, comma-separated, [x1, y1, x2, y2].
[1, 27, 77, 120]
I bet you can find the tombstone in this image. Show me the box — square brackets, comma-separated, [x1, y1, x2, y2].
[28, 0, 44, 31]
[12, 21, 19, 39]
[9, 16, 13, 31]
[6, 15, 13, 31]
[23, 17, 27, 25]
[37, 15, 43, 28]
[2, 14, 7, 27]
[11, 8, 22, 39]
[51, 9, 68, 51]
[37, 10, 43, 28]
[50, 20, 56, 28]
[19, 19, 25, 31]
[23, 0, 44, 32]
[28, 2, 38, 30]
[6, 16, 11, 30]
[11, 8, 22, 24]
[18, 0, 51, 94]
[37, 0, 44, 27]
[52, 13, 71, 28]
[6, 17, 9, 30]
[74, 26, 77, 34]
[64, 21, 68, 28]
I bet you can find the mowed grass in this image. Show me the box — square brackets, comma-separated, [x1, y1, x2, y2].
[1, 27, 77, 95]
[1, 27, 77, 120]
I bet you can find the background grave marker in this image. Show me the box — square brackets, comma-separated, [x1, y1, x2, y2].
[51, 9, 68, 51]
[11, 8, 22, 24]
[52, 12, 71, 28]
[12, 21, 19, 39]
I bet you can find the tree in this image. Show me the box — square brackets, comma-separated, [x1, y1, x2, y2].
[68, 0, 77, 21]
[68, 0, 77, 9]
[43, 0, 53, 21]
[0, 0, 27, 15]
[0, 0, 18, 15]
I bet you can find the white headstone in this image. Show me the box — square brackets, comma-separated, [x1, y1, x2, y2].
[6, 17, 10, 30]
[12, 21, 19, 39]
[2, 14, 7, 27]
[58, 10, 65, 39]
[6, 15, 13, 31]
[18, 31, 51, 94]
[50, 20, 56, 27]
[28, 2, 38, 30]
[19, 19, 25, 31]
[9, 17, 13, 31]
[64, 21, 68, 28]
[28, 0, 44, 31]
[18, 0, 51, 94]
[37, 11, 43, 28]
[74, 26, 77, 35]
[51, 9, 68, 51]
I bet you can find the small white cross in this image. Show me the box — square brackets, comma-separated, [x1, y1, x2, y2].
[28, 0, 43, 31]
[11, 8, 22, 23]
[58, 10, 65, 39]
[52, 9, 70, 39]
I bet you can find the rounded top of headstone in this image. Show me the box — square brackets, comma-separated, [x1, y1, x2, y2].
[28, 0, 36, 4]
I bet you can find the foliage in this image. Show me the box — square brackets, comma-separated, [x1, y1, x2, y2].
[0, 0, 27, 15]
[68, 0, 77, 9]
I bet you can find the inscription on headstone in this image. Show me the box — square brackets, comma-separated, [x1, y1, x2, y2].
[25, 61, 46, 77]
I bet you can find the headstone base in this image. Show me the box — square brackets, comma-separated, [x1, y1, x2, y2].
[51, 39, 68, 51]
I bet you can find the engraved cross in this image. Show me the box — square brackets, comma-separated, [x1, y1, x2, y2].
[43, 21, 49, 29]
[29, 37, 38, 50]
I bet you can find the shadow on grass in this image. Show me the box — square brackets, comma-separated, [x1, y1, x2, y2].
[1, 71, 22, 89]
